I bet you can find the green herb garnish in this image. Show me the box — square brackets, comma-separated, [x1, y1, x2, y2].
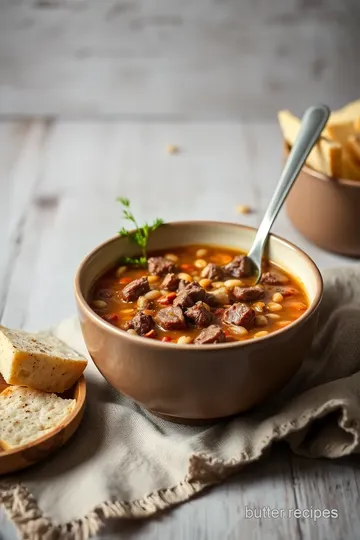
[117, 197, 164, 267]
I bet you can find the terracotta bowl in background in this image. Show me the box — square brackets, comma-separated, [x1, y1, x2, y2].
[285, 144, 360, 257]
[75, 222, 322, 424]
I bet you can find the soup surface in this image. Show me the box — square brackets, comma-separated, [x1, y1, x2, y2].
[90, 245, 309, 345]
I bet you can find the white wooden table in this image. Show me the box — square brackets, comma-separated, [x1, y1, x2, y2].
[1, 120, 360, 540]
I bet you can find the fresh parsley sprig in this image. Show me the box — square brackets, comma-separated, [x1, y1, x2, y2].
[117, 197, 164, 266]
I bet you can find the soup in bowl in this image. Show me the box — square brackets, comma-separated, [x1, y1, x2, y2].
[75, 222, 322, 423]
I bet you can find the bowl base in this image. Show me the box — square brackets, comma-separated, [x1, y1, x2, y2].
[148, 409, 232, 426]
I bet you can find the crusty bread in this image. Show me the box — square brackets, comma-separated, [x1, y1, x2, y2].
[353, 117, 360, 132]
[322, 99, 360, 143]
[323, 122, 359, 145]
[278, 110, 342, 177]
[0, 326, 87, 393]
[343, 136, 360, 180]
[0, 386, 75, 451]
[346, 135, 360, 161]
[329, 99, 360, 121]
[279, 102, 360, 180]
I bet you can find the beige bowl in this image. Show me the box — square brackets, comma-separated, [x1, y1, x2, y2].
[284, 144, 360, 257]
[74, 222, 322, 424]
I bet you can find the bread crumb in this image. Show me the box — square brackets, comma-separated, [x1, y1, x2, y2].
[236, 204, 252, 215]
[166, 144, 179, 154]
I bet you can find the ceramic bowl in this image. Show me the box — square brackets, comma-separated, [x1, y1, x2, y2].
[74, 222, 322, 424]
[285, 144, 360, 257]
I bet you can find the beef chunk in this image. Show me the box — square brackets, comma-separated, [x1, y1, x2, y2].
[261, 271, 289, 285]
[223, 255, 253, 279]
[194, 325, 225, 345]
[201, 263, 223, 281]
[275, 286, 299, 297]
[122, 277, 150, 302]
[155, 306, 187, 330]
[232, 285, 265, 303]
[127, 311, 155, 336]
[185, 302, 213, 328]
[177, 279, 189, 291]
[148, 256, 175, 276]
[173, 282, 206, 310]
[223, 303, 256, 329]
[161, 273, 180, 291]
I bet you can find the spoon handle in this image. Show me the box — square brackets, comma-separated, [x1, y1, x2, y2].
[247, 104, 330, 264]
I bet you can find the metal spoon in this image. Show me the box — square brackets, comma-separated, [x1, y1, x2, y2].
[247, 104, 330, 284]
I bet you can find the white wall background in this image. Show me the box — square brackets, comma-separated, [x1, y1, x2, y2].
[0, 0, 359, 120]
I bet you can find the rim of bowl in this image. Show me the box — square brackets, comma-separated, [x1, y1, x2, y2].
[284, 142, 360, 187]
[74, 221, 323, 351]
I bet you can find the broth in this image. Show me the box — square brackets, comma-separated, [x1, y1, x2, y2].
[90, 244, 308, 345]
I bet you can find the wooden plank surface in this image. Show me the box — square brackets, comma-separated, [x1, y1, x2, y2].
[1, 119, 360, 540]
[1, 0, 360, 119]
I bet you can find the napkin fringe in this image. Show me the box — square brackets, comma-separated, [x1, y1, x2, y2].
[0, 479, 204, 540]
[1, 397, 360, 539]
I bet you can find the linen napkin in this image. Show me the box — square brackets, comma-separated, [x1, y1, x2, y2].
[2, 265, 360, 540]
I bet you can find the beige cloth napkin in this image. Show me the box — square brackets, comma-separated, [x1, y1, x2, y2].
[2, 265, 360, 540]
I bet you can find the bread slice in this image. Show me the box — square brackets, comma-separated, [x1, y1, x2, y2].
[323, 122, 359, 145]
[322, 99, 360, 143]
[0, 326, 87, 393]
[0, 386, 75, 451]
[353, 117, 360, 132]
[346, 135, 360, 161]
[329, 99, 360, 122]
[278, 110, 342, 177]
[342, 136, 360, 180]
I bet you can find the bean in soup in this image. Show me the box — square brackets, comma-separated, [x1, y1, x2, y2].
[90, 245, 309, 345]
